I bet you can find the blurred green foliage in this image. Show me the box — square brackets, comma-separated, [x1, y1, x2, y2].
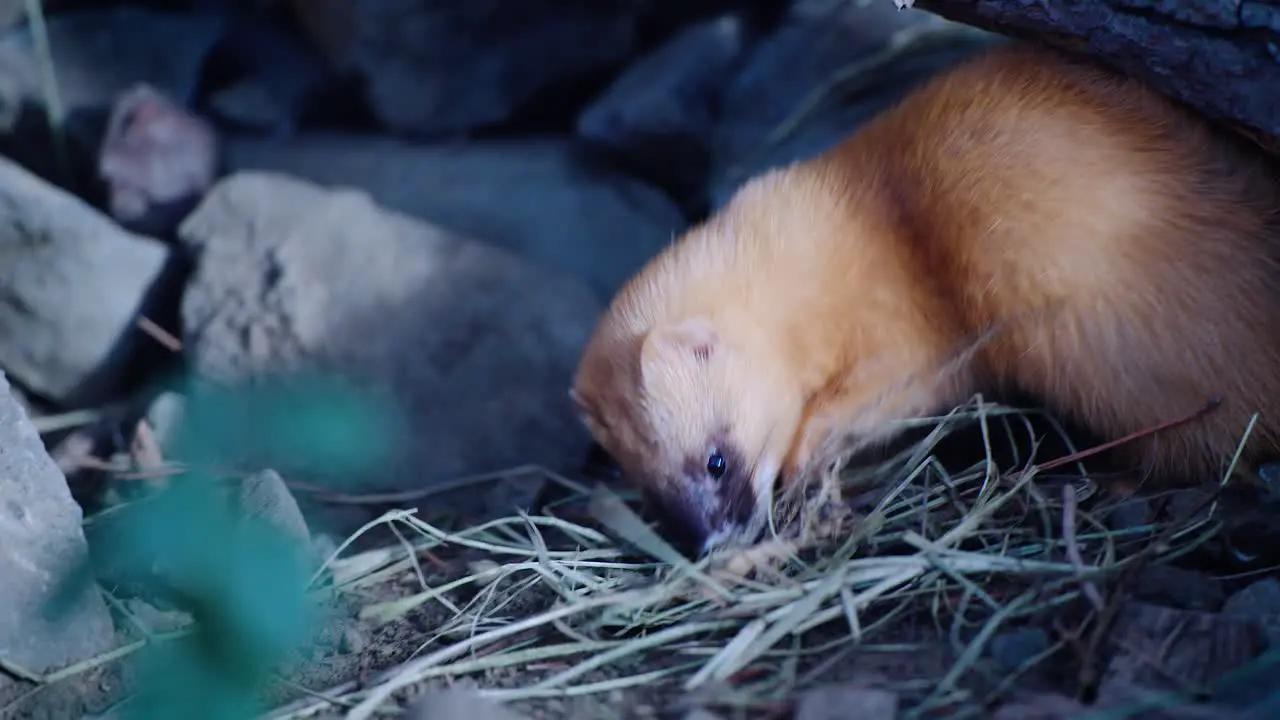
[50, 372, 400, 720]
[176, 373, 401, 480]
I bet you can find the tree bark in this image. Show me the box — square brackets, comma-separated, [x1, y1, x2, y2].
[897, 0, 1280, 152]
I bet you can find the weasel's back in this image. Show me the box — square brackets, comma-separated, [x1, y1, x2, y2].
[807, 44, 1280, 478]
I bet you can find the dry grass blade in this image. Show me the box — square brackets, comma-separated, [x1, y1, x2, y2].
[263, 397, 1239, 719]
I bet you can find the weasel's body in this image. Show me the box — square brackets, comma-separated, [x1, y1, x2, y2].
[571, 43, 1280, 554]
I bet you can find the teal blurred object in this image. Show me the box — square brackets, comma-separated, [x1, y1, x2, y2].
[67, 372, 397, 719]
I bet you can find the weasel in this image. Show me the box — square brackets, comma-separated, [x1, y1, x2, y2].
[570, 42, 1280, 555]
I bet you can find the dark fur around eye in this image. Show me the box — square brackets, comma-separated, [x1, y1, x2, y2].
[682, 444, 756, 528]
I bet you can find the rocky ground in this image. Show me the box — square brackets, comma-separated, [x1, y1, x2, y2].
[2, 0, 1280, 719]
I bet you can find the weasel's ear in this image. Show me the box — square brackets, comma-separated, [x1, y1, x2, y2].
[640, 316, 719, 384]
[569, 386, 609, 436]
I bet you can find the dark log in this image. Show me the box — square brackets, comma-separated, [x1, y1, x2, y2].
[895, 0, 1280, 152]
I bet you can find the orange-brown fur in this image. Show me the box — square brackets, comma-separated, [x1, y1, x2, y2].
[571, 42, 1280, 553]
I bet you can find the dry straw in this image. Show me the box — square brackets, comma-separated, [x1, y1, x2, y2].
[267, 396, 1243, 720]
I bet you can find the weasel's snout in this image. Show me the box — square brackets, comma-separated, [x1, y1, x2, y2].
[645, 471, 760, 557]
[644, 484, 713, 558]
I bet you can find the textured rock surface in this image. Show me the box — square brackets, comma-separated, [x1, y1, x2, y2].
[178, 171, 603, 538]
[0, 370, 115, 693]
[0, 155, 170, 404]
[904, 0, 1280, 149]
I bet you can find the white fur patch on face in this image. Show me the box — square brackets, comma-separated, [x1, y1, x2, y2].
[701, 512, 767, 554]
[697, 458, 779, 554]
[752, 454, 782, 501]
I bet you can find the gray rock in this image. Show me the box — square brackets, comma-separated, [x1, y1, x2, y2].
[222, 134, 686, 299]
[234, 469, 312, 551]
[288, 0, 644, 136]
[0, 155, 170, 404]
[708, 1, 996, 208]
[0, 369, 116, 688]
[178, 171, 602, 539]
[233, 467, 330, 571]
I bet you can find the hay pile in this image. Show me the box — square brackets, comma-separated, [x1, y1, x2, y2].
[277, 397, 1241, 719]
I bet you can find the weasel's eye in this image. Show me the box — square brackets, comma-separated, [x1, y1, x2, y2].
[706, 450, 727, 479]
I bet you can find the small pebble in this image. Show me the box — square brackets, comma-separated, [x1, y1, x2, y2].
[989, 627, 1050, 671]
[1105, 496, 1149, 532]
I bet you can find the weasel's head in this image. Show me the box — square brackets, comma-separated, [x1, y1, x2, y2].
[571, 314, 804, 557]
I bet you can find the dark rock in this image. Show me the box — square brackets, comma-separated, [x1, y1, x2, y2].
[908, 0, 1280, 152]
[708, 0, 998, 209]
[577, 13, 754, 214]
[197, 10, 331, 137]
[283, 0, 648, 137]
[1106, 494, 1151, 533]
[221, 134, 687, 299]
